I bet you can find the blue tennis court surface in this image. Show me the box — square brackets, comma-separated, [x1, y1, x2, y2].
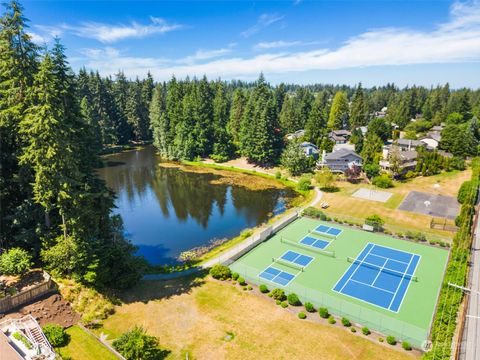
[258, 266, 296, 286]
[314, 224, 342, 237]
[280, 250, 314, 267]
[300, 236, 330, 250]
[333, 243, 421, 312]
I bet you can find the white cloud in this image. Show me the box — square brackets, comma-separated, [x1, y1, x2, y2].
[72, 1, 480, 82]
[180, 48, 232, 64]
[241, 13, 284, 38]
[27, 32, 48, 44]
[61, 17, 182, 43]
[254, 40, 320, 49]
[27, 25, 64, 44]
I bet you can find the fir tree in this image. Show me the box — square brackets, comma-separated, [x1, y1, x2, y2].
[328, 91, 349, 129]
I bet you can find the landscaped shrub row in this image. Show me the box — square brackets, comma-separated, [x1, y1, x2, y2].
[425, 157, 480, 360]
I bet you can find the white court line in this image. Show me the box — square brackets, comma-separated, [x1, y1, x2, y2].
[391, 254, 422, 312]
[349, 278, 396, 295]
[370, 256, 388, 285]
[300, 234, 331, 250]
[338, 244, 375, 293]
[387, 254, 414, 310]
[278, 250, 314, 268]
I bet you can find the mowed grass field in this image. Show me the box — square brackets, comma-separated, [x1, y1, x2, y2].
[230, 217, 449, 348]
[56, 325, 117, 360]
[96, 276, 416, 360]
[318, 170, 470, 241]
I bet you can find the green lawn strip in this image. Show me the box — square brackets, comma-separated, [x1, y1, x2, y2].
[230, 216, 448, 348]
[56, 325, 118, 360]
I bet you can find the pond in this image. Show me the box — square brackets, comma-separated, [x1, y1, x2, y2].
[97, 146, 296, 265]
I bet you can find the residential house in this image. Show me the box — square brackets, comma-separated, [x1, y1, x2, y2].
[374, 106, 387, 118]
[299, 142, 320, 159]
[396, 139, 425, 151]
[319, 148, 363, 173]
[380, 150, 418, 173]
[420, 132, 441, 149]
[286, 129, 305, 141]
[328, 130, 351, 144]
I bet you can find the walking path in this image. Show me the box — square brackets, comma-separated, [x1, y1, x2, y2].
[143, 165, 323, 281]
[459, 201, 480, 360]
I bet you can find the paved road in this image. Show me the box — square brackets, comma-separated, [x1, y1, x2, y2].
[459, 205, 480, 360]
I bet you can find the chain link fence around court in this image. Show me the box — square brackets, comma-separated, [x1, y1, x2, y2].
[230, 263, 429, 349]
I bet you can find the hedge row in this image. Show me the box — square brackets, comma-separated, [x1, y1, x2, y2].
[424, 158, 480, 359]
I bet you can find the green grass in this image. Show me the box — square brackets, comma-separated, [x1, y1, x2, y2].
[230, 217, 448, 348]
[56, 326, 118, 360]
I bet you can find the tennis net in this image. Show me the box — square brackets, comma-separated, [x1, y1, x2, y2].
[310, 228, 338, 239]
[280, 237, 335, 258]
[347, 257, 418, 282]
[272, 257, 304, 272]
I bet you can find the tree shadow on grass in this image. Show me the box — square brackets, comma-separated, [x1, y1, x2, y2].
[118, 270, 208, 304]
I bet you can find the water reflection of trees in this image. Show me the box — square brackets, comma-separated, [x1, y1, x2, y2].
[98, 146, 293, 228]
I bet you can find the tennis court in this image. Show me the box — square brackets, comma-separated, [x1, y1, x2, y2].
[313, 224, 342, 237]
[333, 243, 420, 312]
[230, 216, 449, 348]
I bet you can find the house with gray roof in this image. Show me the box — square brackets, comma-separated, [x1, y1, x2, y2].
[299, 142, 320, 159]
[318, 148, 363, 173]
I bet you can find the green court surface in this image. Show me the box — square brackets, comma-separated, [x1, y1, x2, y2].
[230, 217, 449, 348]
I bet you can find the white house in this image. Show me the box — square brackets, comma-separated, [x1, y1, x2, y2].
[299, 142, 320, 159]
[318, 148, 363, 173]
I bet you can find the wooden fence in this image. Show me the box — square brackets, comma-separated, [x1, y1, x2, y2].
[0, 271, 55, 314]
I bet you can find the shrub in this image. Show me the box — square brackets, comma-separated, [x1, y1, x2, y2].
[247, 285, 252, 290]
[341, 317, 351, 327]
[42, 324, 69, 347]
[327, 315, 336, 324]
[379, 338, 384, 343]
[351, 327, 356, 333]
[386, 335, 397, 345]
[113, 326, 167, 360]
[271, 288, 286, 301]
[372, 174, 393, 188]
[364, 163, 381, 179]
[259, 284, 269, 293]
[457, 180, 478, 204]
[304, 302, 315, 313]
[297, 176, 312, 191]
[319, 307, 329, 319]
[402, 341, 412, 351]
[361, 327, 370, 335]
[275, 171, 282, 179]
[298, 312, 307, 319]
[13, 332, 32, 350]
[0, 248, 32, 276]
[232, 272, 239, 280]
[365, 214, 384, 231]
[281, 301, 288, 308]
[404, 170, 417, 179]
[302, 207, 327, 220]
[287, 293, 300, 306]
[275, 299, 281, 305]
[237, 277, 246, 286]
[243, 286, 247, 291]
[209, 264, 231, 280]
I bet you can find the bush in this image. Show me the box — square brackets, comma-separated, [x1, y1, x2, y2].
[232, 272, 239, 280]
[209, 264, 231, 280]
[386, 335, 397, 345]
[0, 248, 32, 276]
[350, 327, 356, 333]
[237, 277, 246, 286]
[363, 163, 381, 179]
[271, 288, 286, 301]
[113, 326, 167, 360]
[247, 285, 252, 290]
[298, 311, 307, 319]
[42, 324, 69, 347]
[361, 327, 370, 335]
[365, 214, 385, 231]
[302, 207, 327, 220]
[457, 180, 479, 204]
[372, 174, 393, 188]
[402, 341, 412, 351]
[13, 332, 32, 349]
[281, 301, 288, 308]
[327, 315, 336, 324]
[404, 170, 417, 179]
[341, 317, 351, 327]
[379, 338, 384, 343]
[275, 171, 282, 179]
[304, 302, 315, 313]
[287, 293, 300, 306]
[275, 299, 281, 305]
[297, 176, 312, 191]
[259, 284, 269, 293]
[319, 307, 329, 319]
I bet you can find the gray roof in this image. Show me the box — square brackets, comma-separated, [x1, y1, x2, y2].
[399, 150, 418, 161]
[300, 141, 318, 149]
[325, 148, 362, 160]
[331, 130, 351, 136]
[397, 139, 424, 147]
[425, 132, 441, 142]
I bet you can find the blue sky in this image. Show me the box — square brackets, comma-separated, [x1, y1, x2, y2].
[21, 0, 480, 87]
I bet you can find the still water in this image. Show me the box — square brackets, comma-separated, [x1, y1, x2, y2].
[97, 146, 295, 265]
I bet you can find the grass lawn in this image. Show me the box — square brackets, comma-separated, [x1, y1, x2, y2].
[56, 325, 118, 360]
[230, 217, 448, 348]
[318, 170, 470, 242]
[96, 275, 415, 360]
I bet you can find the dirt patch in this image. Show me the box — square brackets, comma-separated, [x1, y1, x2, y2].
[1, 269, 45, 293]
[4, 293, 80, 328]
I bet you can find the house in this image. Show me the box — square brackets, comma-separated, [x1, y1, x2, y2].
[328, 130, 352, 144]
[374, 107, 387, 118]
[0, 316, 55, 360]
[286, 129, 305, 141]
[397, 139, 425, 151]
[420, 132, 441, 149]
[319, 148, 363, 173]
[299, 142, 320, 159]
[380, 150, 418, 173]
